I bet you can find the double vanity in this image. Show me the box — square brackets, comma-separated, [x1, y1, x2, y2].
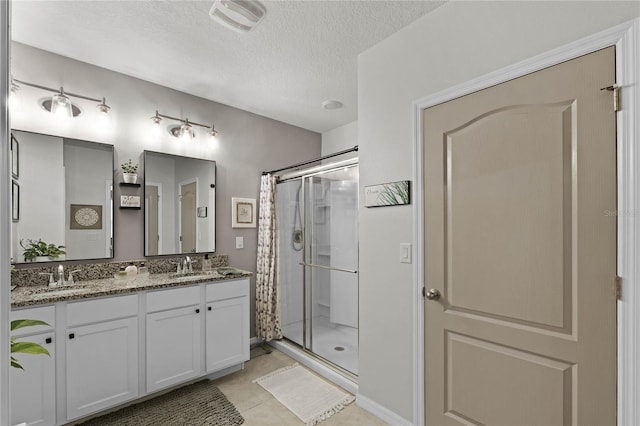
[10, 260, 251, 426]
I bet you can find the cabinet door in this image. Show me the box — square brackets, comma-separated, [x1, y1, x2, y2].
[11, 333, 56, 426]
[146, 305, 202, 393]
[66, 317, 139, 421]
[206, 296, 249, 372]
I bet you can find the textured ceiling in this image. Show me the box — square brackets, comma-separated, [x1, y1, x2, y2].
[11, 1, 444, 133]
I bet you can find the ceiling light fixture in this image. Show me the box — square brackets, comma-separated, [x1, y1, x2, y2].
[151, 110, 219, 141]
[322, 100, 344, 110]
[209, 0, 266, 33]
[11, 77, 110, 119]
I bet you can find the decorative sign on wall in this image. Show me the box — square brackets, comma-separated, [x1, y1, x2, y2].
[364, 180, 411, 208]
[120, 195, 141, 209]
[70, 204, 102, 229]
[232, 197, 256, 228]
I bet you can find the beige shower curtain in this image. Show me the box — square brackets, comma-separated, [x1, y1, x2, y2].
[256, 173, 282, 341]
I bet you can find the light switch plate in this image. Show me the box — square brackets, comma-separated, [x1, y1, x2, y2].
[236, 236, 244, 249]
[400, 243, 412, 264]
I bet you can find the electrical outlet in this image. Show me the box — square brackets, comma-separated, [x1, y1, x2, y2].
[236, 236, 244, 249]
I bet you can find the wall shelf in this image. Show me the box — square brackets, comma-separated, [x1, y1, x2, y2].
[119, 182, 141, 188]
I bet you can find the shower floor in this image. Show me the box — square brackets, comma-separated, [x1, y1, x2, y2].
[282, 315, 358, 375]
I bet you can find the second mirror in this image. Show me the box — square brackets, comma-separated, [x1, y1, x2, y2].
[144, 151, 216, 256]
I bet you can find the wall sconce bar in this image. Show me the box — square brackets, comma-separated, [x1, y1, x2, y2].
[151, 110, 219, 140]
[12, 77, 111, 118]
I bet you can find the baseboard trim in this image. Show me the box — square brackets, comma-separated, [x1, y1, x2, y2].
[250, 336, 263, 346]
[356, 394, 412, 426]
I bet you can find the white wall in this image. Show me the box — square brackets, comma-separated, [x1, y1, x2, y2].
[12, 131, 65, 262]
[357, 1, 640, 422]
[321, 120, 357, 158]
[64, 140, 112, 260]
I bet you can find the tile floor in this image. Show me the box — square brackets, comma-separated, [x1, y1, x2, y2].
[212, 347, 387, 426]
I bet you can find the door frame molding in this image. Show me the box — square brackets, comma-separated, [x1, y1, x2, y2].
[412, 18, 640, 426]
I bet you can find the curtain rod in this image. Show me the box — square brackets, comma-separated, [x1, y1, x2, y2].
[262, 145, 358, 176]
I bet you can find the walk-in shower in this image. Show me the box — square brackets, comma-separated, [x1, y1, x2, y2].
[277, 158, 359, 376]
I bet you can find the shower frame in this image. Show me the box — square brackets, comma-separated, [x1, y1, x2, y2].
[276, 157, 359, 377]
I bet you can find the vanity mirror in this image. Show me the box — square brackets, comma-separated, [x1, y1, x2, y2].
[11, 130, 114, 263]
[144, 151, 216, 256]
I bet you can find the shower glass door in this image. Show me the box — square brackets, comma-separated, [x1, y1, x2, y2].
[278, 160, 359, 376]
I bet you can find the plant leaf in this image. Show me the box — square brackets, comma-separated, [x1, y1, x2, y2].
[11, 319, 49, 331]
[11, 341, 50, 356]
[11, 357, 23, 370]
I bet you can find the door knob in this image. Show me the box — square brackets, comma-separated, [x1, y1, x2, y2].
[425, 289, 441, 300]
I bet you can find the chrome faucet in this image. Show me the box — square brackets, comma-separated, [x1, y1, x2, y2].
[185, 256, 192, 273]
[57, 264, 65, 287]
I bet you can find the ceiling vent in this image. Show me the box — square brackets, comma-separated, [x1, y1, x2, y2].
[209, 0, 266, 33]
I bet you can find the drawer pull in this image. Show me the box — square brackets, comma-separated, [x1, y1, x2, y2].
[208, 306, 212, 311]
[195, 309, 200, 314]
[69, 333, 75, 340]
[45, 337, 52, 344]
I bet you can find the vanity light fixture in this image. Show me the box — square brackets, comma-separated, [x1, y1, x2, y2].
[11, 77, 111, 119]
[150, 110, 219, 141]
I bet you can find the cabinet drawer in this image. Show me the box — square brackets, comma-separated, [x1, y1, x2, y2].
[67, 294, 138, 327]
[147, 285, 200, 313]
[206, 278, 249, 302]
[11, 306, 55, 337]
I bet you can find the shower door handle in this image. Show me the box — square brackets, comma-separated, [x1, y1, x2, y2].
[299, 262, 358, 274]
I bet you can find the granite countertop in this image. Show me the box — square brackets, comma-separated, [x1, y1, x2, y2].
[11, 268, 252, 308]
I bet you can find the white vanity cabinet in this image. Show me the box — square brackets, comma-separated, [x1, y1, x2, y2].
[10, 275, 250, 425]
[205, 279, 250, 372]
[65, 295, 139, 421]
[146, 286, 202, 393]
[10, 306, 56, 426]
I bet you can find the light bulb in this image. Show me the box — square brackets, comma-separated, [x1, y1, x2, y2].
[50, 92, 73, 118]
[96, 99, 111, 128]
[180, 123, 194, 142]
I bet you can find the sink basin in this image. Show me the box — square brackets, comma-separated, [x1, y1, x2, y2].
[168, 271, 219, 280]
[29, 285, 91, 295]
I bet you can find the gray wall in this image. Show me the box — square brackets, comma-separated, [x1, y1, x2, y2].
[10, 42, 321, 337]
[358, 1, 640, 422]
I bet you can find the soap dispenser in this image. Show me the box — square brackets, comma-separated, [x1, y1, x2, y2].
[202, 254, 211, 271]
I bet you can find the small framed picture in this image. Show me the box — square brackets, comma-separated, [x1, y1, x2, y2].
[11, 134, 19, 179]
[120, 195, 141, 208]
[70, 204, 103, 229]
[232, 197, 256, 228]
[11, 180, 19, 222]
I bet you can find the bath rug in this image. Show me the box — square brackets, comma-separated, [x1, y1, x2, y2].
[78, 380, 244, 426]
[252, 363, 354, 426]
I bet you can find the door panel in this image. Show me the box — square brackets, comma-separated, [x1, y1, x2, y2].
[447, 103, 573, 330]
[424, 47, 616, 425]
[180, 181, 196, 253]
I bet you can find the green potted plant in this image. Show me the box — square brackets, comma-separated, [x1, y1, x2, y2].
[19, 239, 66, 262]
[11, 319, 50, 370]
[121, 159, 139, 184]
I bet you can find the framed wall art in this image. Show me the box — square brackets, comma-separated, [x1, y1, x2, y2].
[232, 197, 256, 228]
[11, 133, 19, 179]
[364, 180, 411, 208]
[70, 204, 103, 229]
[11, 180, 19, 222]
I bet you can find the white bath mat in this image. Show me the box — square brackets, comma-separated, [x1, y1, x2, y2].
[252, 363, 354, 425]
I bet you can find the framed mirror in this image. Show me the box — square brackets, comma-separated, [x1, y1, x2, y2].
[144, 151, 216, 256]
[11, 130, 114, 263]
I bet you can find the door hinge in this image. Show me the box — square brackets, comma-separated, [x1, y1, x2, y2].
[601, 84, 620, 112]
[615, 275, 623, 299]
[422, 287, 426, 298]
